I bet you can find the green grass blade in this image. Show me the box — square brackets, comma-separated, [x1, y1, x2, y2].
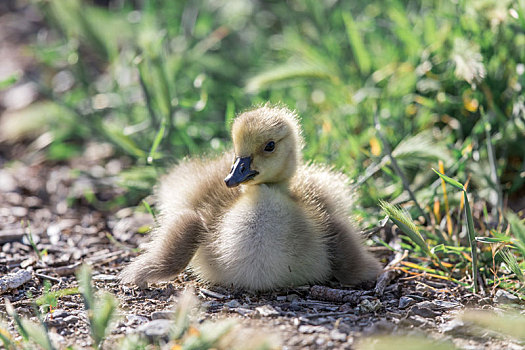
[463, 192, 479, 293]
[507, 212, 525, 253]
[20, 318, 56, 350]
[147, 123, 166, 164]
[379, 200, 431, 256]
[245, 62, 337, 93]
[0, 73, 19, 90]
[432, 169, 465, 190]
[475, 237, 512, 244]
[342, 11, 371, 75]
[142, 199, 157, 222]
[103, 126, 146, 159]
[499, 249, 525, 282]
[92, 293, 117, 347]
[76, 265, 94, 312]
[225, 99, 235, 130]
[0, 325, 15, 350]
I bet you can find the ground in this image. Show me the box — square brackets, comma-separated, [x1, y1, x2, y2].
[1, 144, 523, 350]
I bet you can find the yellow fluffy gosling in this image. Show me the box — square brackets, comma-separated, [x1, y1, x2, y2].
[120, 105, 382, 291]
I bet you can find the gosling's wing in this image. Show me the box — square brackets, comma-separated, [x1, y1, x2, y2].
[156, 151, 240, 227]
[291, 163, 381, 284]
[291, 163, 353, 222]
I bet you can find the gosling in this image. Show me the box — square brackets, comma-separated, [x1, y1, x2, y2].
[120, 105, 382, 291]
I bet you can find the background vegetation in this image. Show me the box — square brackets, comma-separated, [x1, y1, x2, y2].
[4, 0, 525, 309]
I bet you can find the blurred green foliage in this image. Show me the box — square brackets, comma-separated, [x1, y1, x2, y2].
[30, 0, 524, 211]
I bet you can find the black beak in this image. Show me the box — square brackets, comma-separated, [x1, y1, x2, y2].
[224, 156, 258, 188]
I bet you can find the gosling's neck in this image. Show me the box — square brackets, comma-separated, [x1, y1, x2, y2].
[242, 179, 292, 195]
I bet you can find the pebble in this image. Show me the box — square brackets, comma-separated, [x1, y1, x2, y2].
[226, 299, 241, 308]
[151, 311, 174, 320]
[0, 171, 17, 192]
[256, 304, 279, 317]
[409, 305, 440, 318]
[92, 274, 117, 282]
[358, 299, 382, 313]
[330, 329, 347, 342]
[126, 314, 149, 325]
[63, 315, 79, 324]
[286, 294, 299, 302]
[494, 289, 519, 304]
[11, 206, 28, 217]
[51, 309, 70, 319]
[398, 296, 416, 309]
[233, 307, 255, 317]
[136, 319, 173, 341]
[432, 300, 461, 309]
[298, 325, 325, 334]
[440, 318, 465, 334]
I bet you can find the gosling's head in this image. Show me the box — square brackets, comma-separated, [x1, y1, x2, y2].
[224, 105, 304, 188]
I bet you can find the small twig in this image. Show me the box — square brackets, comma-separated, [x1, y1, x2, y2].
[34, 273, 62, 284]
[375, 250, 407, 295]
[37, 262, 82, 277]
[309, 285, 364, 304]
[199, 288, 227, 300]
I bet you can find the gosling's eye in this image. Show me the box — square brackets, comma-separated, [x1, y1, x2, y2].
[264, 141, 275, 153]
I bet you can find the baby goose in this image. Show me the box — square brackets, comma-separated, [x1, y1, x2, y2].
[120, 105, 382, 291]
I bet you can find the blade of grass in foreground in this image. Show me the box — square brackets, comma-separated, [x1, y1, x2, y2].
[433, 168, 479, 293]
[379, 200, 431, 256]
[499, 249, 525, 283]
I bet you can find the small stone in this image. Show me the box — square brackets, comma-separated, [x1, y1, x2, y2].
[136, 319, 172, 341]
[92, 274, 117, 282]
[50, 309, 70, 319]
[432, 300, 461, 309]
[494, 289, 519, 304]
[409, 305, 440, 318]
[256, 304, 279, 317]
[63, 315, 79, 324]
[234, 307, 255, 316]
[0, 171, 17, 192]
[440, 318, 465, 334]
[330, 329, 347, 342]
[126, 314, 149, 325]
[298, 325, 324, 334]
[226, 300, 241, 308]
[151, 311, 174, 320]
[399, 296, 415, 309]
[401, 315, 428, 327]
[286, 294, 299, 302]
[358, 299, 382, 313]
[315, 337, 326, 346]
[11, 206, 28, 217]
[44, 315, 66, 327]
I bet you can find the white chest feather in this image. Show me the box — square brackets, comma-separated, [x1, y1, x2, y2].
[191, 185, 331, 290]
